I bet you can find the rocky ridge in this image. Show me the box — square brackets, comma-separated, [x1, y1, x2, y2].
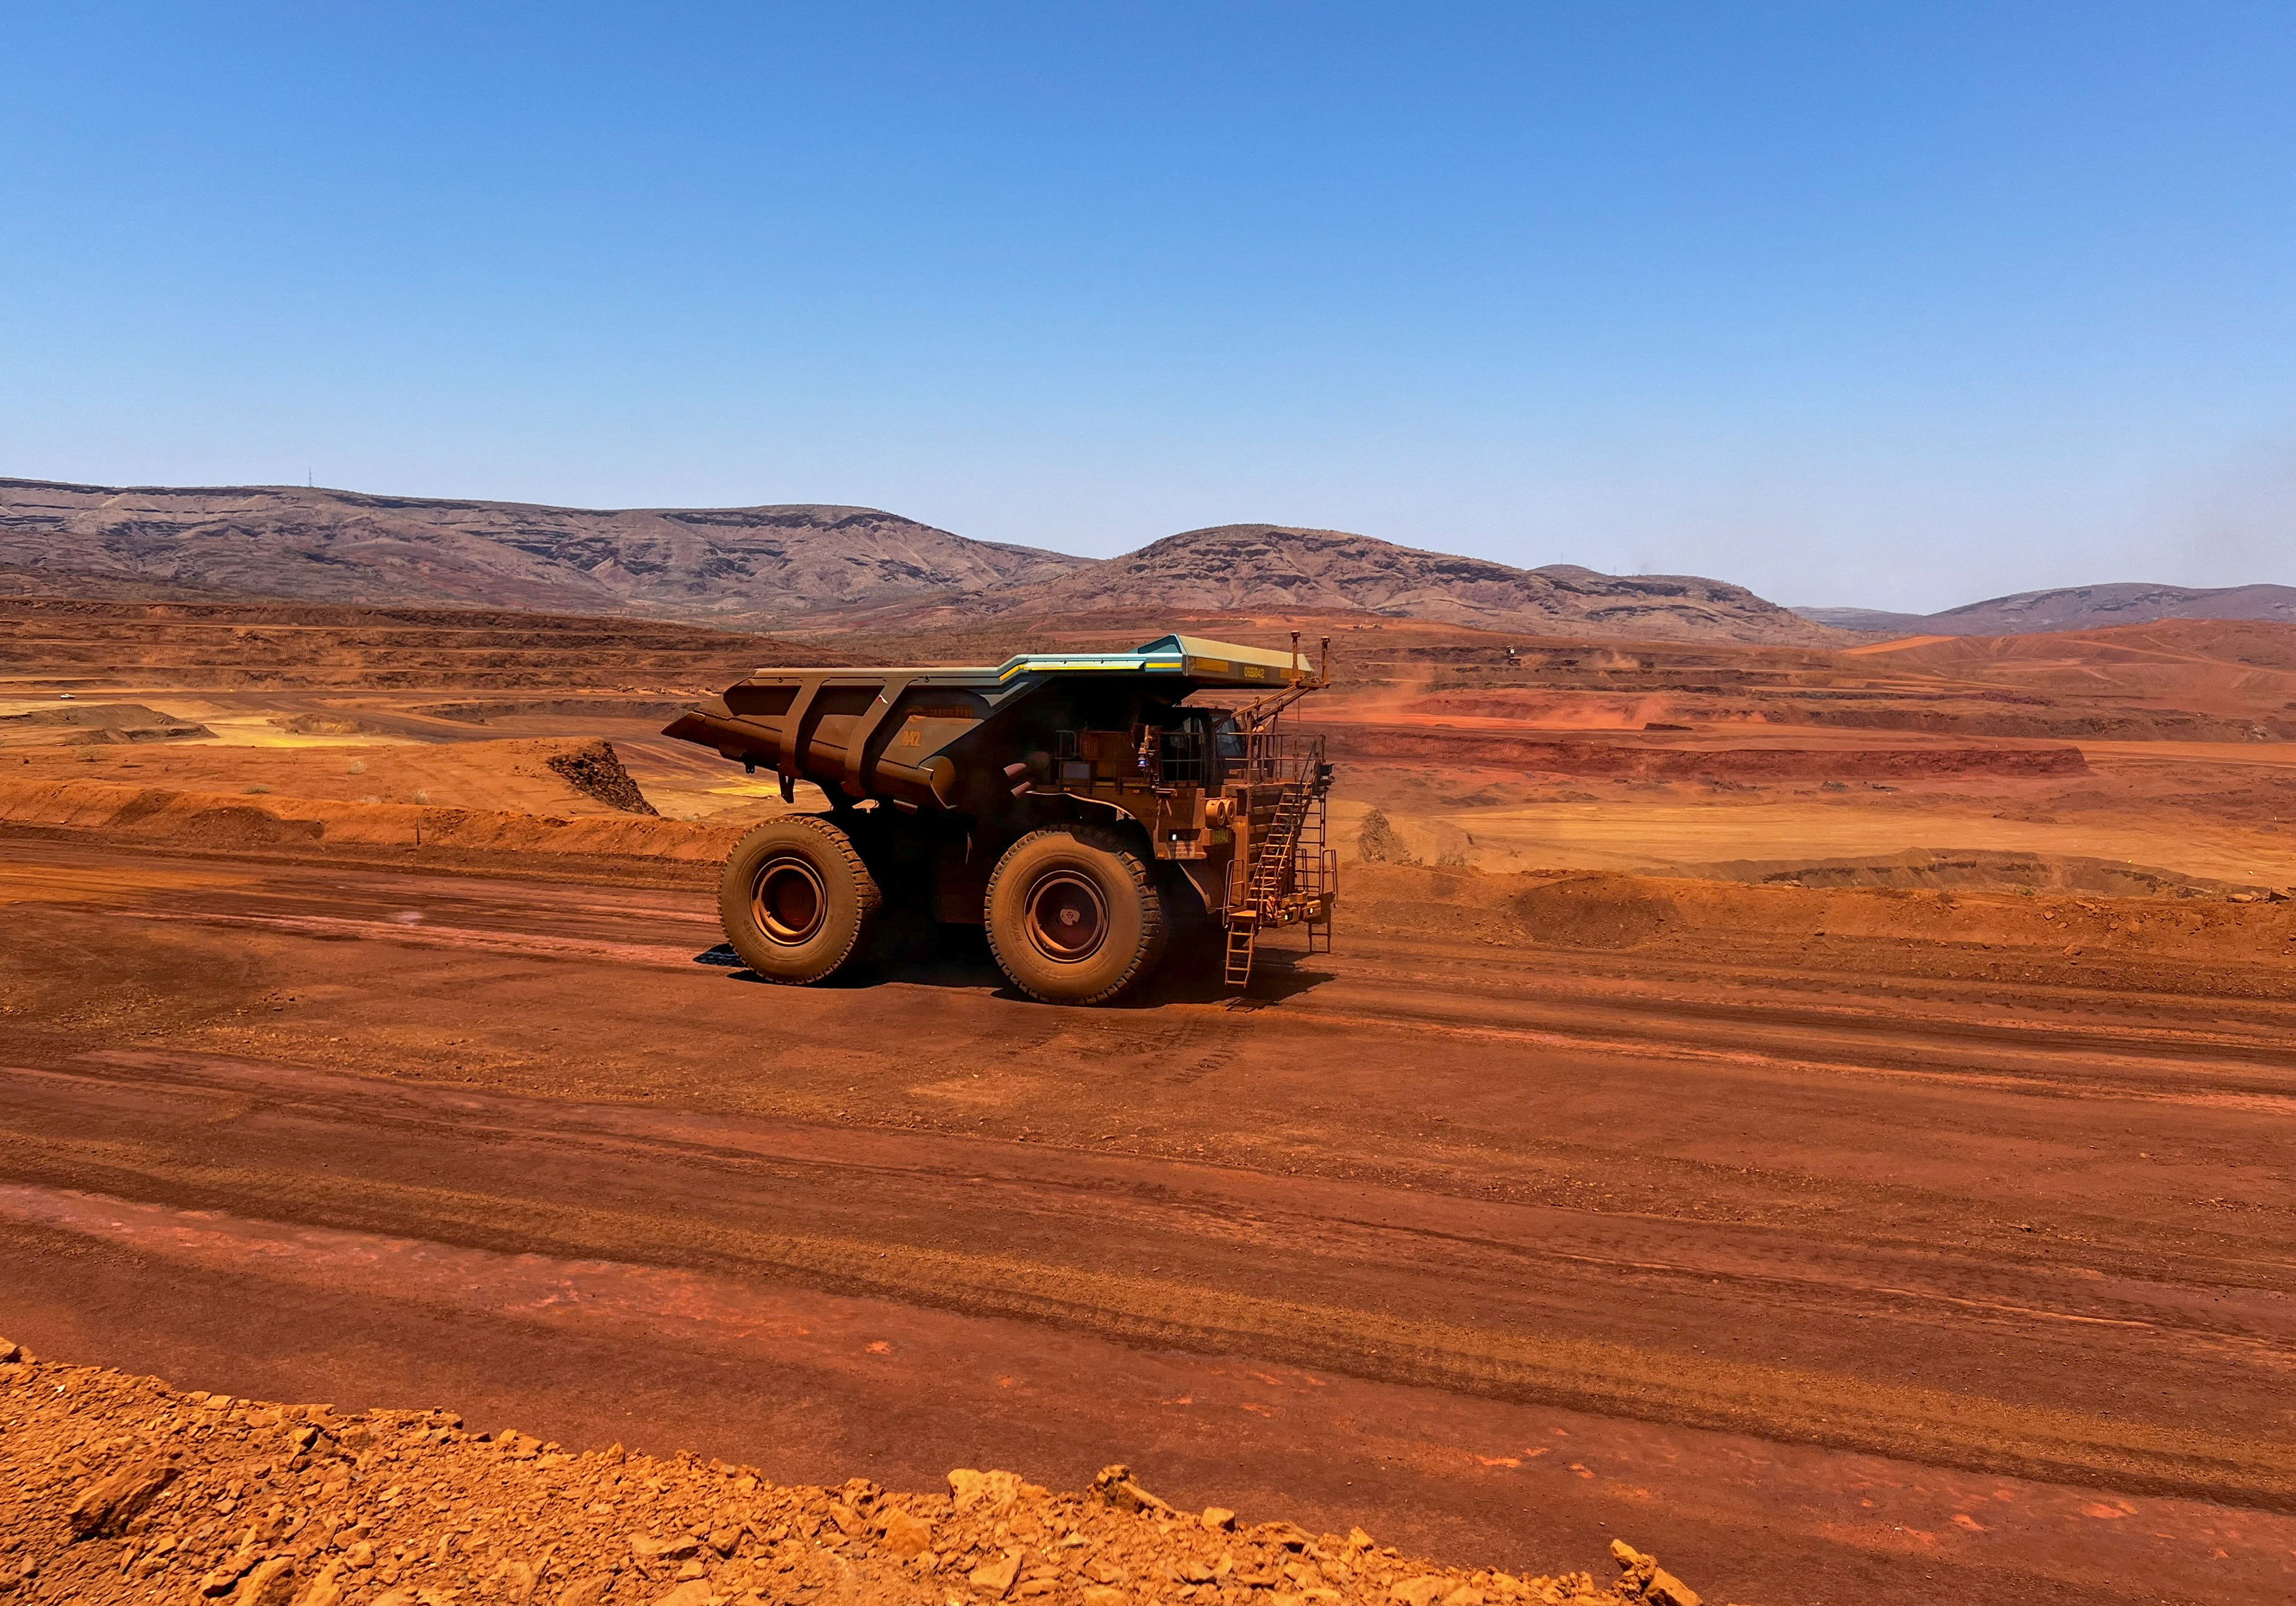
[1, 482, 1837, 646]
[0, 1342, 1706, 1606]
[1794, 581, 2296, 636]
[0, 480, 1087, 628]
[933, 527, 1843, 647]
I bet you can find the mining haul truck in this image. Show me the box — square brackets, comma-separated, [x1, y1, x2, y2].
[661, 633, 1337, 1004]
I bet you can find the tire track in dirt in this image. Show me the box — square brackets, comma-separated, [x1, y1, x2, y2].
[6, 837, 2296, 1604]
[2, 1050, 2291, 1513]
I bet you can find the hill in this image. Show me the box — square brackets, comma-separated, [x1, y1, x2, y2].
[873, 524, 1846, 646]
[1794, 581, 2296, 636]
[1790, 605, 1931, 633]
[0, 478, 1088, 627]
[1, 481, 1845, 647]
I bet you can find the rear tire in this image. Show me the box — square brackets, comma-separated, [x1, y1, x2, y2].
[719, 815, 883, 985]
[985, 825, 1168, 1004]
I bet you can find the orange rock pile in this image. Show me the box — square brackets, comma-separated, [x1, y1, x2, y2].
[0, 1343, 1707, 1606]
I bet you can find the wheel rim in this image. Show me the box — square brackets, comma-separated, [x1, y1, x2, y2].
[1024, 869, 1109, 963]
[752, 854, 828, 944]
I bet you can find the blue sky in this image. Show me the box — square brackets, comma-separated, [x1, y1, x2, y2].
[4, 3, 2291, 610]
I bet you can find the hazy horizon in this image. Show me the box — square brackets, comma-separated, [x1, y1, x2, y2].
[6, 4, 2291, 613]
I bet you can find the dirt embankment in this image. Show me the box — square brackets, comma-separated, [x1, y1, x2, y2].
[3, 781, 2289, 993]
[1674, 846, 2272, 898]
[0, 597, 854, 693]
[0, 777, 738, 865]
[1399, 691, 2296, 744]
[1789, 703, 2296, 742]
[7, 738, 668, 821]
[268, 713, 397, 737]
[0, 703, 215, 747]
[415, 699, 697, 726]
[1314, 726, 2087, 780]
[1345, 863, 2296, 995]
[0, 1344, 1696, 1606]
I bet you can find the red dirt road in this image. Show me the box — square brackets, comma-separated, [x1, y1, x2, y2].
[3, 835, 2293, 1606]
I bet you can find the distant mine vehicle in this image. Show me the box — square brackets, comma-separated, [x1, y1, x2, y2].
[663, 634, 1337, 1002]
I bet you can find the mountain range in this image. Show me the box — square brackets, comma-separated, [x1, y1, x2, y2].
[0, 478, 1841, 645]
[14, 476, 2282, 647]
[0, 478, 1084, 623]
[1794, 581, 2296, 636]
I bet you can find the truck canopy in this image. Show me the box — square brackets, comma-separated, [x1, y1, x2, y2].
[983, 634, 1313, 690]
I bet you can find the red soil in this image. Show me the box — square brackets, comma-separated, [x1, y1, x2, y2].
[1, 1347, 1691, 1606]
[1314, 725, 2087, 779]
[7, 602, 2296, 1606]
[5, 834, 2293, 1606]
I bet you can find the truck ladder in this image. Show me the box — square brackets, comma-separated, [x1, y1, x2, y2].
[1225, 781, 1316, 991]
[1222, 915, 1258, 989]
[1299, 791, 1331, 955]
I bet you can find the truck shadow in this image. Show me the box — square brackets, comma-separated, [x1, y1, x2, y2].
[695, 929, 1334, 1008]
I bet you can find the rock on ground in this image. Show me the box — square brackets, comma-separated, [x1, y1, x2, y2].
[0, 1340, 1704, 1606]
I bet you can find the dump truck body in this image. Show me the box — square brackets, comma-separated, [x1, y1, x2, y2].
[663, 634, 1336, 999]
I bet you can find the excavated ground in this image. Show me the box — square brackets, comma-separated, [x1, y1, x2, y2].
[1, 1347, 1694, 1606]
[6, 600, 2296, 1606]
[779, 609, 2296, 895]
[1, 834, 2292, 1606]
[0, 598, 848, 693]
[10, 599, 2296, 894]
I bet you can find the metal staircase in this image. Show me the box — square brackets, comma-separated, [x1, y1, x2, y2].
[1223, 779, 1320, 991]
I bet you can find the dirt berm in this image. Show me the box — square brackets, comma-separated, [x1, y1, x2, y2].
[1347, 864, 2296, 997]
[0, 703, 215, 747]
[0, 1342, 1702, 1606]
[1312, 726, 2087, 779]
[3, 779, 2291, 994]
[0, 778, 737, 866]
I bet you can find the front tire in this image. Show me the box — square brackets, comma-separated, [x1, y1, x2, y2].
[719, 815, 883, 984]
[985, 825, 1168, 1004]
